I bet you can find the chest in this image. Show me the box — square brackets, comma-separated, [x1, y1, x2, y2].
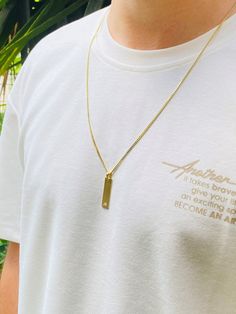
[19, 59, 236, 253]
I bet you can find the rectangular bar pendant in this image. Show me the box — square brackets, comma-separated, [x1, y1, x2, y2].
[102, 173, 113, 209]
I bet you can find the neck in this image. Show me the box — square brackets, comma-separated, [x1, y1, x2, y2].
[108, 0, 236, 49]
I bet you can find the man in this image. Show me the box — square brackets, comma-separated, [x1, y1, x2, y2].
[0, 1, 236, 313]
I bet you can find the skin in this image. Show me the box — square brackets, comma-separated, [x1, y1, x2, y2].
[1, 1, 236, 313]
[0, 242, 19, 314]
[108, 0, 236, 49]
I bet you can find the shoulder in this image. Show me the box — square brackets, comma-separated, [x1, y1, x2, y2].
[33, 6, 107, 53]
[8, 6, 108, 111]
[25, 6, 108, 66]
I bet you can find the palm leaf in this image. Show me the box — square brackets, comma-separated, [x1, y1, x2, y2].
[0, 0, 88, 75]
[0, 0, 17, 47]
[84, 0, 105, 15]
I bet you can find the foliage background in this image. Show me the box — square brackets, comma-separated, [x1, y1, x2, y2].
[0, 0, 111, 274]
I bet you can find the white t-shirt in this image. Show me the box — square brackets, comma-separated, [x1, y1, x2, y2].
[1, 4, 236, 314]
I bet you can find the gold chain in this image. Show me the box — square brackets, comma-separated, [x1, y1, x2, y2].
[86, 2, 236, 209]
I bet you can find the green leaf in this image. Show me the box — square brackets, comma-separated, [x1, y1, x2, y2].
[0, 110, 5, 133]
[0, 0, 8, 10]
[0, 0, 17, 45]
[84, 0, 105, 16]
[0, 0, 88, 74]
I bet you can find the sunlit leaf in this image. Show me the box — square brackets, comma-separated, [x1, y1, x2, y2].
[0, 0, 88, 74]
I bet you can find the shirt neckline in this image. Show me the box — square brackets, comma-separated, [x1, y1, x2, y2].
[93, 5, 236, 72]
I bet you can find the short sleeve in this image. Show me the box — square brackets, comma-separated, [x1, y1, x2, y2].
[0, 39, 48, 243]
[0, 97, 23, 243]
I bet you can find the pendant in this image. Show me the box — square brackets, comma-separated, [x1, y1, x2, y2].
[102, 172, 113, 209]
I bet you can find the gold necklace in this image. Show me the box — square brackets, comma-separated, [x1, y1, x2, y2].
[86, 3, 236, 209]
